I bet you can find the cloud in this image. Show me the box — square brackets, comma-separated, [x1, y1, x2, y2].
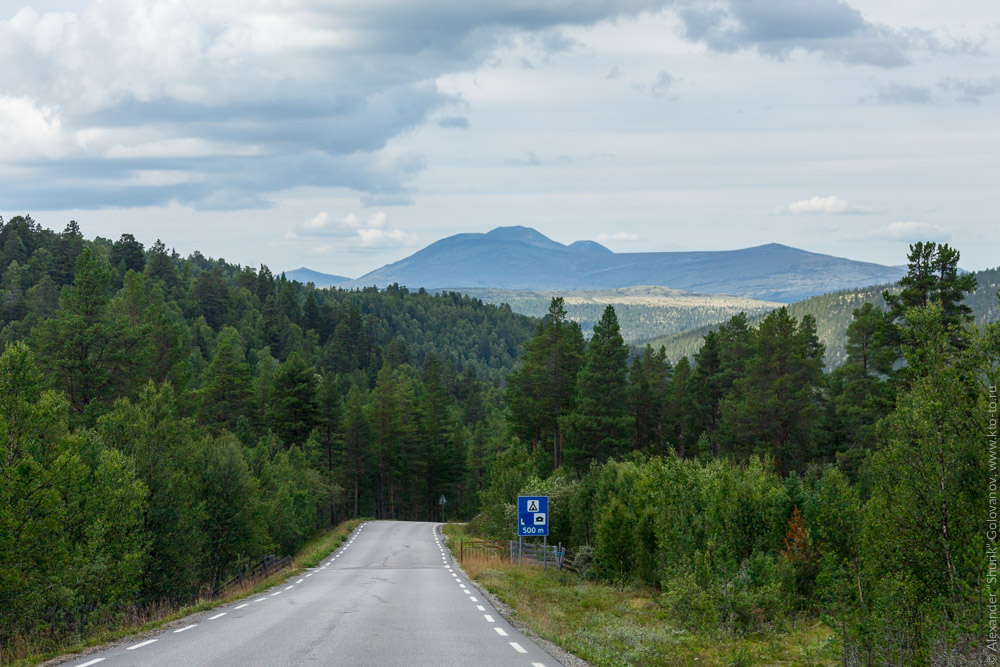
[295, 210, 416, 248]
[938, 75, 1000, 104]
[0, 94, 64, 159]
[606, 65, 622, 80]
[862, 221, 951, 242]
[437, 116, 470, 129]
[778, 195, 872, 215]
[868, 82, 933, 105]
[356, 228, 418, 247]
[675, 0, 950, 68]
[596, 232, 641, 242]
[0, 0, 680, 211]
[508, 151, 543, 166]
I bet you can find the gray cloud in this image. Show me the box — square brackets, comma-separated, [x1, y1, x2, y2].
[938, 75, 1000, 104]
[508, 151, 543, 166]
[0, 0, 677, 210]
[868, 82, 934, 105]
[676, 0, 940, 67]
[437, 116, 470, 129]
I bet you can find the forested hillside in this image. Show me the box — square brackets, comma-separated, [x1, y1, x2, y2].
[643, 265, 1000, 368]
[458, 285, 781, 343]
[3, 217, 996, 665]
[0, 215, 536, 658]
[475, 241, 997, 664]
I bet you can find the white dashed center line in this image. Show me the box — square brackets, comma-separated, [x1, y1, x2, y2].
[127, 639, 158, 650]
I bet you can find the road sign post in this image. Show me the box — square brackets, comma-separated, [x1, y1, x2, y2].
[439, 495, 447, 523]
[517, 496, 549, 537]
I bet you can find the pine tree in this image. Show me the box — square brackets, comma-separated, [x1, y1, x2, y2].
[561, 305, 631, 470]
[340, 385, 371, 518]
[628, 344, 671, 451]
[720, 308, 825, 471]
[267, 352, 319, 446]
[506, 297, 584, 470]
[33, 248, 145, 421]
[201, 327, 252, 431]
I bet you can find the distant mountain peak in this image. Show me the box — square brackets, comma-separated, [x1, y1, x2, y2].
[569, 240, 612, 254]
[484, 226, 565, 249]
[347, 228, 905, 301]
[284, 267, 351, 287]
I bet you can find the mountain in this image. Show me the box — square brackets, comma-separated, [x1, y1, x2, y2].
[641, 265, 1000, 369]
[348, 226, 905, 302]
[284, 267, 351, 287]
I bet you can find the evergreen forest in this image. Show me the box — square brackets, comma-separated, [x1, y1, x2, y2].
[2, 216, 997, 665]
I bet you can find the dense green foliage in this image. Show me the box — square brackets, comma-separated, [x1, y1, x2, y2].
[0, 215, 536, 657]
[479, 242, 997, 664]
[4, 216, 996, 665]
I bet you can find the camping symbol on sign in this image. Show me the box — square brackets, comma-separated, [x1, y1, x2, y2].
[517, 496, 549, 536]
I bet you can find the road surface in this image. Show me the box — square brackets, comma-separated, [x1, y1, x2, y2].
[63, 521, 559, 667]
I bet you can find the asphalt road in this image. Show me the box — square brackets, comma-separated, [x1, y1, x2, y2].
[63, 521, 560, 667]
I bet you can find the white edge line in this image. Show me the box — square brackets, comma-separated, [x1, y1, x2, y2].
[127, 639, 158, 650]
[235, 603, 249, 609]
[494, 627, 508, 636]
[75, 659, 105, 667]
[209, 612, 227, 620]
[477, 605, 485, 611]
[174, 624, 197, 633]
[510, 642, 527, 653]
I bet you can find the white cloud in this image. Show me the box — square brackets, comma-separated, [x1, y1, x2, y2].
[356, 228, 418, 247]
[596, 232, 640, 242]
[865, 221, 951, 242]
[296, 210, 415, 248]
[302, 212, 329, 230]
[0, 94, 64, 159]
[779, 195, 872, 215]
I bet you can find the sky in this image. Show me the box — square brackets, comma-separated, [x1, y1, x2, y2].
[1, 0, 997, 277]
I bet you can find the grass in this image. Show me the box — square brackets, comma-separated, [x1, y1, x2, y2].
[443, 524, 839, 667]
[13, 518, 365, 667]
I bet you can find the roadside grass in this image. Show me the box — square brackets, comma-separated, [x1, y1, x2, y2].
[443, 524, 838, 667]
[15, 518, 366, 667]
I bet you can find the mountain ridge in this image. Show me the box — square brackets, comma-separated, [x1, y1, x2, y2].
[342, 226, 905, 302]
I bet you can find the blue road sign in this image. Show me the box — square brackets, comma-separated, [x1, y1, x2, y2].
[517, 495, 549, 536]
